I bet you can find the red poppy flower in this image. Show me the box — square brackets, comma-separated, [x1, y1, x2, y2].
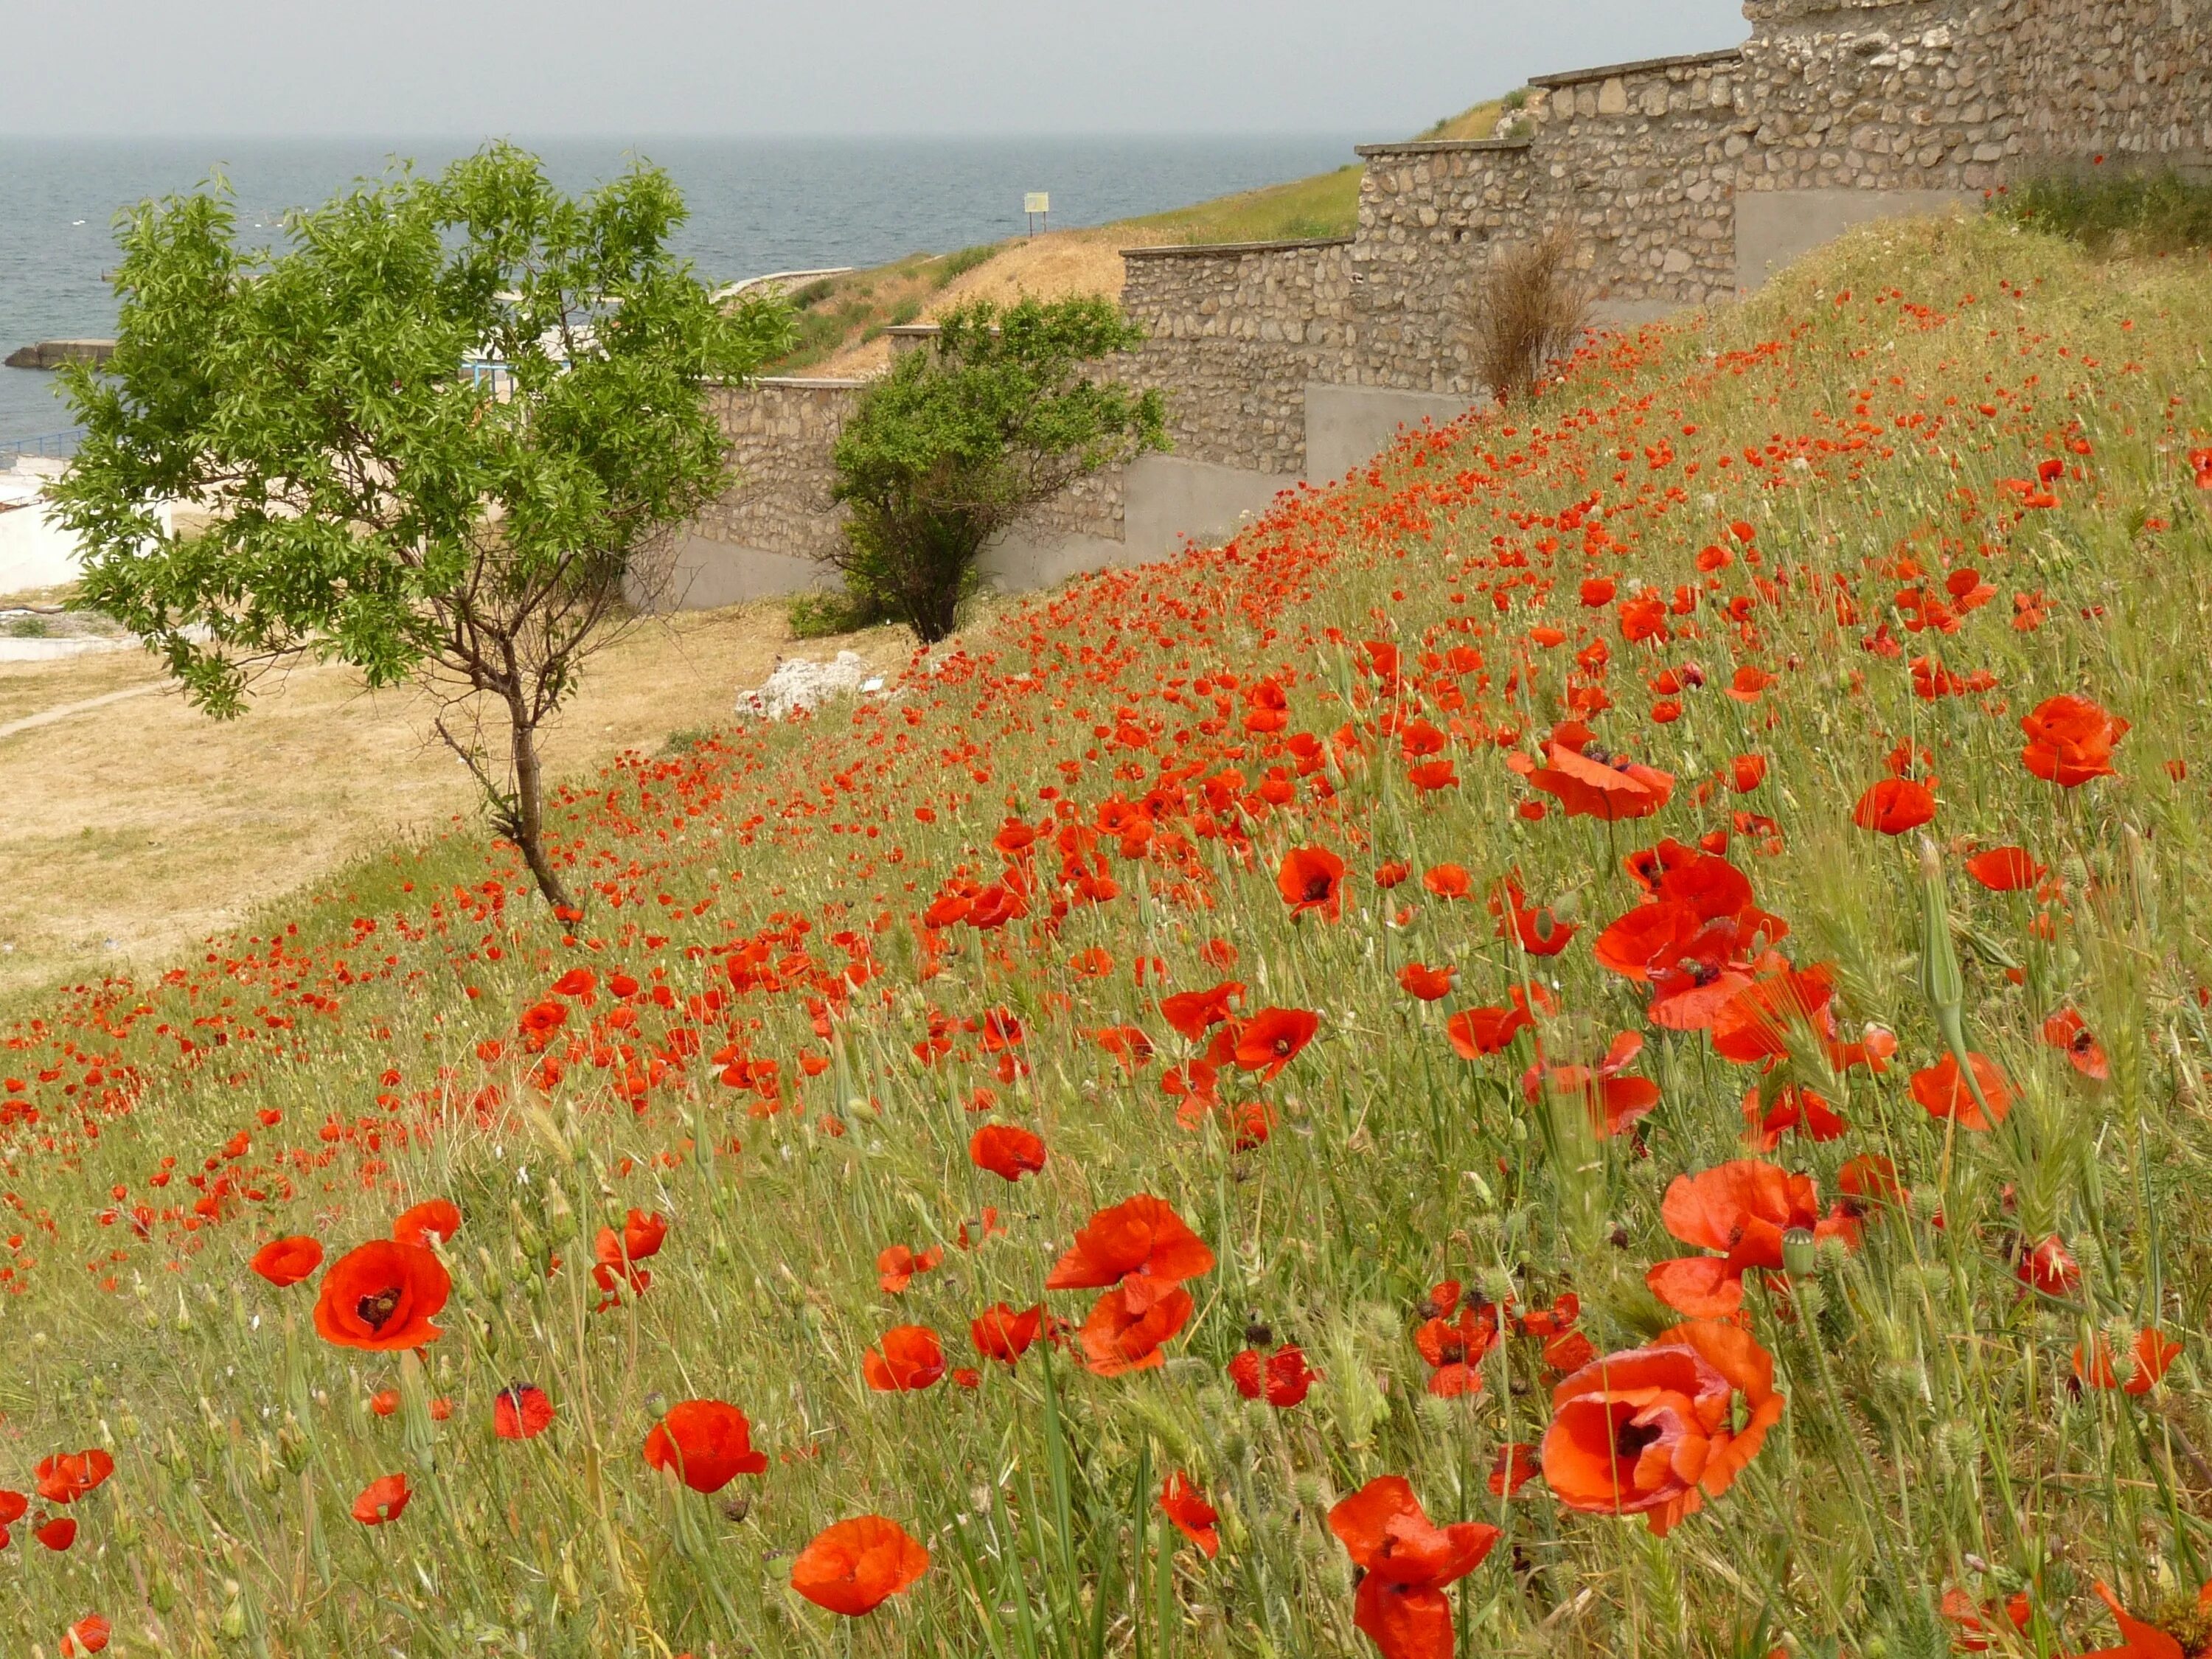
[313, 1239, 451, 1352]
[1397, 961, 1456, 1002]
[249, 1235, 324, 1288]
[1228, 1343, 1316, 1407]
[1232, 1007, 1319, 1079]
[1542, 1321, 1784, 1535]
[642, 1399, 768, 1491]
[1278, 846, 1348, 921]
[1646, 1159, 1848, 1317]
[1046, 1196, 1215, 1290]
[60, 1616, 111, 1657]
[1076, 1279, 1195, 1375]
[863, 1325, 947, 1391]
[790, 1515, 930, 1616]
[1523, 1031, 1660, 1138]
[1527, 740, 1674, 821]
[970, 1302, 1043, 1365]
[493, 1383, 555, 1440]
[392, 1199, 462, 1247]
[875, 1244, 945, 1293]
[622, 1210, 668, 1261]
[1422, 863, 1472, 900]
[35, 1450, 115, 1505]
[2079, 1579, 2208, 1659]
[1443, 982, 1551, 1059]
[551, 967, 596, 998]
[1488, 1444, 1539, 1498]
[2016, 1234, 2081, 1297]
[1740, 1082, 1846, 1150]
[1909, 1051, 2012, 1130]
[1158, 981, 1242, 1040]
[1415, 1300, 1498, 1397]
[2073, 1326, 2182, 1396]
[1492, 880, 1578, 956]
[1329, 1476, 1499, 1659]
[0, 1489, 24, 1525]
[1730, 754, 1767, 793]
[352, 1472, 412, 1526]
[1709, 967, 1837, 1065]
[2041, 1009, 2109, 1080]
[970, 1123, 1048, 1181]
[1158, 1471, 1220, 1558]
[1853, 776, 1936, 835]
[2020, 694, 2127, 787]
[36, 1517, 78, 1551]
[1964, 846, 2045, 891]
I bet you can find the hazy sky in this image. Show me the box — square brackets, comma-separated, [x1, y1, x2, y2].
[7, 1, 1750, 136]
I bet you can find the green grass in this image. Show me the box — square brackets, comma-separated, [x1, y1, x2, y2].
[1991, 167, 2212, 254]
[15, 215, 2212, 1659]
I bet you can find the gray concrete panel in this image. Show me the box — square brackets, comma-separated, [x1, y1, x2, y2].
[978, 529, 1142, 592]
[1304, 382, 1483, 481]
[639, 533, 833, 611]
[1734, 189, 1977, 292]
[1121, 452, 1298, 558]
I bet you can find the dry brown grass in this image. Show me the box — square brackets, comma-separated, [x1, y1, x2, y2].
[1472, 223, 1591, 403]
[808, 228, 1171, 380]
[0, 603, 914, 996]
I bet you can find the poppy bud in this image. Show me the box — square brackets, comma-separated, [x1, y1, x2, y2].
[1781, 1228, 1817, 1277]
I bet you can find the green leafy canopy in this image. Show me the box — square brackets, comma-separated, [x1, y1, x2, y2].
[827, 295, 1168, 642]
[52, 142, 793, 716]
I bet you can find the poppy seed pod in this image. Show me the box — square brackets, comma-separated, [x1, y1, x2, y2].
[1782, 1227, 1818, 1277]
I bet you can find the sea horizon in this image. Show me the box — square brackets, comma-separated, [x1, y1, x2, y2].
[1, 130, 1364, 435]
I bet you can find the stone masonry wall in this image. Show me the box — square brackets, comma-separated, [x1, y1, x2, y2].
[687, 380, 859, 563]
[687, 369, 1125, 565]
[1738, 0, 2212, 193]
[1523, 49, 1745, 310]
[1118, 240, 1355, 473]
[1345, 139, 1536, 393]
[676, 0, 2211, 591]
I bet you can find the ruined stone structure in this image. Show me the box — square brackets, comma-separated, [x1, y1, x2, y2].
[655, 0, 2211, 611]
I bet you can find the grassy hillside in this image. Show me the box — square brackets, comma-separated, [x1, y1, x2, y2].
[764, 99, 1506, 376]
[10, 215, 2212, 1659]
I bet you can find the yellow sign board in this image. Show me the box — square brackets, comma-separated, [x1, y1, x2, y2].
[1024, 193, 1050, 215]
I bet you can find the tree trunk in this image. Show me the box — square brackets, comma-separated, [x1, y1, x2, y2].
[505, 708, 577, 915]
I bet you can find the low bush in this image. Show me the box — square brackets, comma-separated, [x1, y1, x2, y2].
[1991, 167, 2212, 253]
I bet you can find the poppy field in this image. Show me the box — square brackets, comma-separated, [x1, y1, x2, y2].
[8, 214, 2212, 1658]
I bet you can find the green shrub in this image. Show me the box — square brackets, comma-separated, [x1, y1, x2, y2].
[931, 244, 1000, 288]
[786, 587, 890, 639]
[1991, 167, 2212, 253]
[824, 296, 1166, 642]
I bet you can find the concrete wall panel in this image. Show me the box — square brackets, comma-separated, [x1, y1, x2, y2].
[1304, 383, 1482, 482]
[1121, 452, 1297, 558]
[1734, 189, 1976, 291]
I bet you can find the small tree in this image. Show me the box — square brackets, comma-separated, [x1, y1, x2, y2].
[53, 145, 790, 912]
[1471, 223, 1590, 404]
[825, 296, 1166, 642]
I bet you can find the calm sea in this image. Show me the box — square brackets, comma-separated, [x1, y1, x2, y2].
[0, 134, 1359, 437]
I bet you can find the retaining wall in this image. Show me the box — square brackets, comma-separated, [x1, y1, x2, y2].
[655, 0, 2212, 613]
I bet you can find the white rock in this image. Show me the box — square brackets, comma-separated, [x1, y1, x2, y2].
[737, 650, 875, 720]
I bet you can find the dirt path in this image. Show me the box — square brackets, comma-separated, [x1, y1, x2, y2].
[0, 603, 911, 996]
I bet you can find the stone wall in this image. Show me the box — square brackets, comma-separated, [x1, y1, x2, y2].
[1119, 240, 1354, 473]
[686, 378, 860, 563]
[1737, 0, 2211, 194]
[1345, 139, 1534, 392]
[661, 0, 2212, 610]
[682, 360, 1127, 571]
[1522, 50, 1745, 311]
